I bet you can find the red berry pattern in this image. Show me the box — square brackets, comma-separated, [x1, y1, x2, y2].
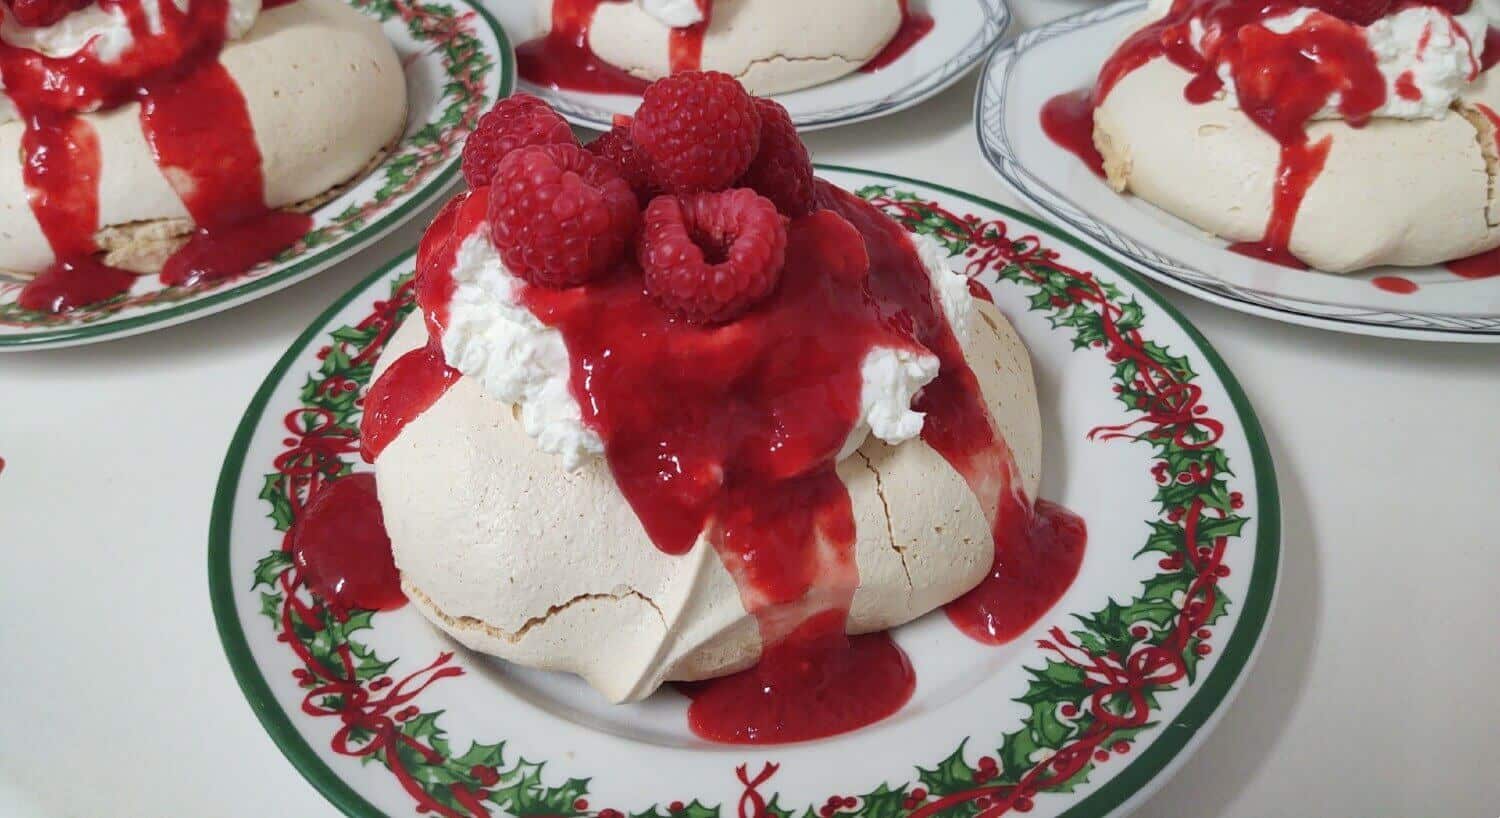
[737, 97, 815, 216]
[488, 144, 639, 288]
[639, 188, 787, 323]
[462, 93, 576, 188]
[632, 71, 761, 194]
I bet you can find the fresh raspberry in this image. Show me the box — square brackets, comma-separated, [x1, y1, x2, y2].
[737, 98, 815, 216]
[488, 144, 639, 288]
[638, 188, 786, 323]
[631, 71, 761, 194]
[586, 120, 656, 203]
[462, 94, 576, 188]
[7, 0, 91, 27]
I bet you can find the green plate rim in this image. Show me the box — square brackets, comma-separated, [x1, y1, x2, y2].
[0, 0, 515, 349]
[209, 164, 1281, 818]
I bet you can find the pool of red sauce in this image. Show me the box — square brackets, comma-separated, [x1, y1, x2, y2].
[5, 0, 311, 313]
[1039, 0, 1495, 270]
[1039, 89, 1106, 177]
[290, 473, 408, 612]
[861, 0, 936, 73]
[516, 0, 650, 94]
[1446, 245, 1500, 278]
[1372, 274, 1420, 293]
[947, 499, 1087, 645]
[359, 180, 1086, 744]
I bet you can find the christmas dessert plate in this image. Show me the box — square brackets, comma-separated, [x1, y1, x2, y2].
[211, 166, 1280, 818]
[490, 0, 1010, 131]
[977, 0, 1500, 342]
[0, 0, 512, 351]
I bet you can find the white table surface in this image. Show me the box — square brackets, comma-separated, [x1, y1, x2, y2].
[3, 3, 1499, 816]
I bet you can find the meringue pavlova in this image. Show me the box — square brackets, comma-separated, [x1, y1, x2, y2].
[348, 73, 1077, 744]
[1042, 0, 1500, 272]
[517, 0, 930, 96]
[1, 0, 406, 312]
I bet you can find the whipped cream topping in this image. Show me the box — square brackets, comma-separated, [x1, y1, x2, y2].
[0, 0, 261, 58]
[442, 232, 606, 472]
[442, 230, 974, 472]
[838, 234, 973, 458]
[638, 0, 705, 28]
[1156, 0, 1491, 121]
[0, 0, 263, 122]
[0, 2, 135, 61]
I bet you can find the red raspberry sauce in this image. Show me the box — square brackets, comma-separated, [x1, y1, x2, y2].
[362, 180, 1086, 743]
[861, 0, 936, 73]
[1446, 247, 1500, 278]
[668, 0, 711, 74]
[1040, 0, 1486, 269]
[523, 0, 932, 90]
[290, 473, 407, 612]
[4, 0, 311, 312]
[358, 192, 472, 463]
[947, 499, 1086, 644]
[677, 610, 915, 744]
[1372, 275, 1420, 293]
[1039, 89, 1106, 178]
[517, 0, 651, 95]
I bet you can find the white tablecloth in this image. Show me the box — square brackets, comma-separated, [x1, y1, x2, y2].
[3, 2, 1498, 815]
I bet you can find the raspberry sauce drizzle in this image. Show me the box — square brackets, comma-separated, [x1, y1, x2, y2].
[517, 0, 651, 95]
[3, 0, 311, 312]
[1040, 0, 1484, 269]
[1446, 246, 1500, 278]
[359, 193, 469, 464]
[290, 473, 407, 612]
[367, 181, 1086, 743]
[1372, 274, 1419, 293]
[1039, 89, 1106, 177]
[1485, 26, 1500, 69]
[139, 57, 313, 286]
[668, 0, 711, 74]
[827, 184, 1088, 647]
[861, 0, 936, 73]
[13, 111, 135, 311]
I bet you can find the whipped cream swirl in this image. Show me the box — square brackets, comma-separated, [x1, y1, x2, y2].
[1156, 0, 1491, 121]
[639, 0, 705, 28]
[442, 231, 974, 471]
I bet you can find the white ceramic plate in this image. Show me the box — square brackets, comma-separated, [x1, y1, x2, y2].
[212, 167, 1279, 818]
[976, 0, 1500, 342]
[0, 0, 513, 351]
[487, 0, 1010, 131]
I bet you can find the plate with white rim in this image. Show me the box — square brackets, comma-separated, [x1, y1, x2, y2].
[210, 166, 1279, 818]
[976, 0, 1500, 342]
[487, 0, 1010, 132]
[0, 0, 513, 351]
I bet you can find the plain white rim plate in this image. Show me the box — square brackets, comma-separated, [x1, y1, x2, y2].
[211, 166, 1280, 818]
[975, 0, 1500, 342]
[485, 0, 1010, 131]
